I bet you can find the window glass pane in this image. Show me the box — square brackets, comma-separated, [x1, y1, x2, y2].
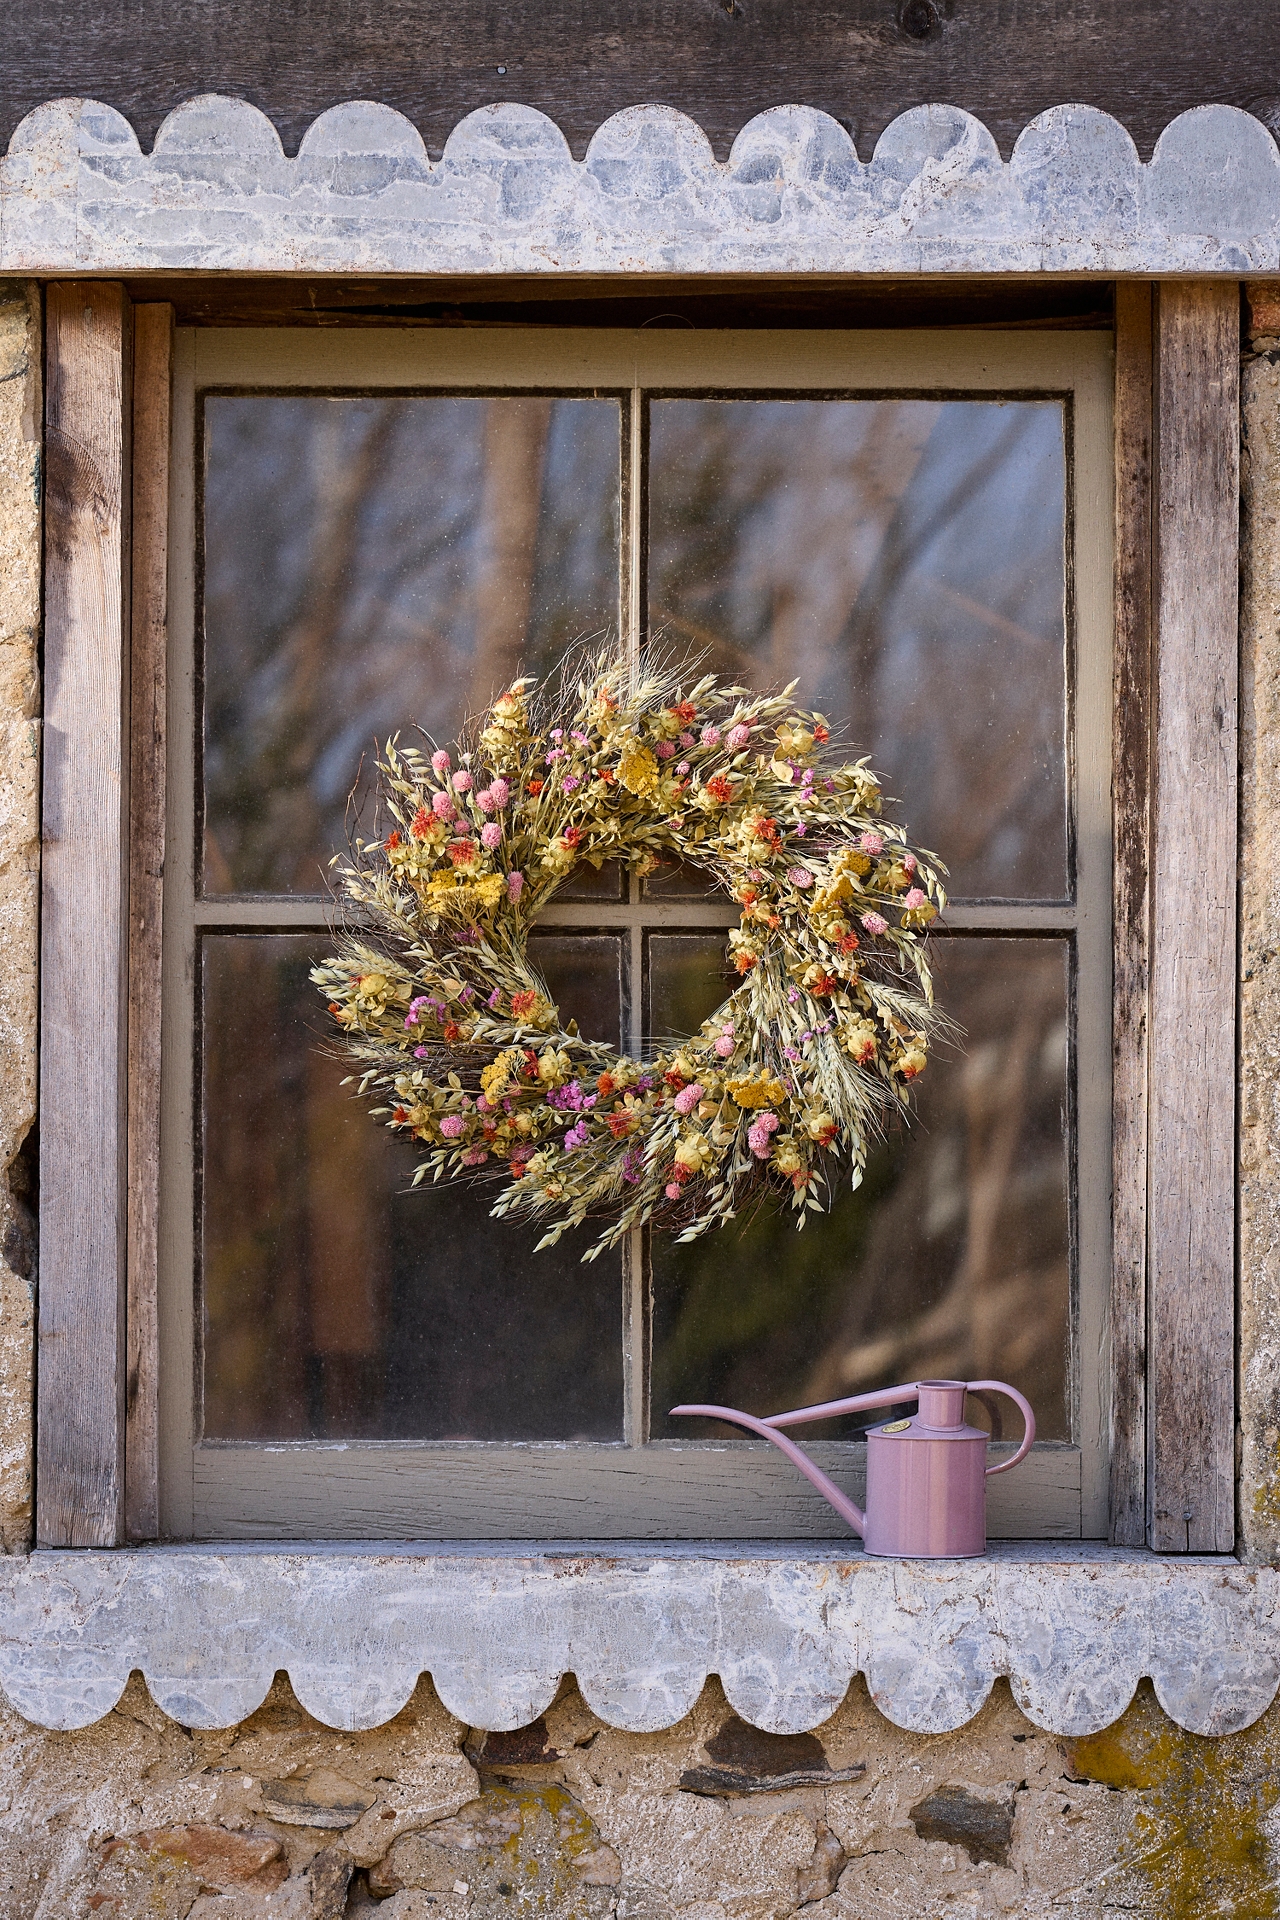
[646, 932, 734, 1048]
[647, 399, 1067, 900]
[202, 395, 621, 895]
[650, 937, 1070, 1441]
[201, 934, 623, 1441]
[528, 931, 625, 1046]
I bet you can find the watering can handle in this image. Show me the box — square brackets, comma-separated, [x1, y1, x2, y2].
[967, 1380, 1036, 1474]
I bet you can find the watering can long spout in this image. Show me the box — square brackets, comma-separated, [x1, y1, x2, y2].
[668, 1384, 916, 1537]
[669, 1379, 1035, 1547]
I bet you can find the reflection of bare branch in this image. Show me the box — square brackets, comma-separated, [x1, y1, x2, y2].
[646, 605, 754, 676]
[470, 398, 553, 712]
[928, 579, 1050, 651]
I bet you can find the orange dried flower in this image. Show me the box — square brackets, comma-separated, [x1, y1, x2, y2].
[410, 806, 431, 839]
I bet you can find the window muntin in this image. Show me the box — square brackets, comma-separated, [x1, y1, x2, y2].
[161, 328, 1111, 1540]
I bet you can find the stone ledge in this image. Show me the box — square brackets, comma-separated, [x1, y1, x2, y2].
[0, 1543, 1274, 1740]
[3, 97, 1280, 276]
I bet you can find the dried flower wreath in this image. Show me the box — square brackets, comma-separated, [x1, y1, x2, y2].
[312, 651, 946, 1261]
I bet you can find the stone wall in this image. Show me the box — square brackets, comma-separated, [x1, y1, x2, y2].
[3, 278, 1280, 1916]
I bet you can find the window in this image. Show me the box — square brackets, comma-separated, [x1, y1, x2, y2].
[149, 326, 1113, 1539]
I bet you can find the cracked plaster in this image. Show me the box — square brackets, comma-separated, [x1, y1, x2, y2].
[2, 96, 1280, 276]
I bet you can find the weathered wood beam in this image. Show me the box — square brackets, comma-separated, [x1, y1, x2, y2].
[38, 283, 132, 1548]
[125, 304, 172, 1545]
[3, 0, 1280, 163]
[1110, 282, 1153, 1548]
[1147, 280, 1239, 1554]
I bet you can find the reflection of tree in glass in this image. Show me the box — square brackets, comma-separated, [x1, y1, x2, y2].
[202, 395, 620, 893]
[202, 936, 624, 1442]
[651, 938, 1070, 1441]
[647, 398, 1066, 898]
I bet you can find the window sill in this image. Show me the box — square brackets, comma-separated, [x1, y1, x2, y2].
[0, 1542, 1274, 1740]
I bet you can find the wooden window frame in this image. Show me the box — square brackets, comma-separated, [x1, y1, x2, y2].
[33, 281, 1236, 1552]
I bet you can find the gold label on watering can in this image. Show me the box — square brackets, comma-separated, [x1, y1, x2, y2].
[880, 1418, 912, 1434]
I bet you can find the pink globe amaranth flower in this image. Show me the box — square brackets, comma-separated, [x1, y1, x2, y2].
[903, 851, 918, 874]
[714, 1033, 735, 1058]
[677, 761, 691, 776]
[451, 768, 473, 793]
[475, 1094, 493, 1113]
[461, 1147, 488, 1166]
[507, 871, 524, 901]
[476, 787, 496, 814]
[431, 749, 451, 776]
[431, 790, 455, 820]
[655, 739, 676, 759]
[787, 866, 813, 888]
[859, 830, 884, 855]
[700, 724, 721, 747]
[489, 777, 510, 808]
[439, 1115, 466, 1138]
[678, 732, 695, 750]
[747, 1112, 779, 1159]
[665, 1182, 683, 1201]
[861, 911, 888, 936]
[673, 1083, 704, 1115]
[726, 723, 751, 751]
[903, 887, 926, 909]
[480, 822, 503, 850]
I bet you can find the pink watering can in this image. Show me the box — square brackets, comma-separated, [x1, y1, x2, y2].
[671, 1378, 1035, 1558]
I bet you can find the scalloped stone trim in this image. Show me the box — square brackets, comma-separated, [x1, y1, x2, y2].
[1, 1545, 1276, 1737]
[2, 97, 1280, 275]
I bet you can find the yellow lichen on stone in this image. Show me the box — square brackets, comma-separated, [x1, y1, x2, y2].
[1066, 1680, 1280, 1917]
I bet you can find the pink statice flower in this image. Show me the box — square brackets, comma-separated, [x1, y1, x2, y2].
[431, 749, 451, 776]
[439, 1115, 466, 1138]
[859, 830, 884, 855]
[747, 1112, 780, 1159]
[903, 887, 926, 909]
[794, 822, 807, 836]
[561, 773, 581, 793]
[451, 769, 473, 792]
[783, 1045, 800, 1062]
[432, 790, 455, 820]
[860, 911, 888, 936]
[726, 723, 751, 751]
[481, 822, 503, 850]
[787, 866, 813, 888]
[489, 777, 510, 808]
[405, 996, 429, 1029]
[461, 1147, 488, 1166]
[571, 730, 590, 746]
[700, 724, 721, 747]
[564, 1119, 590, 1151]
[413, 1045, 428, 1059]
[550, 728, 564, 741]
[507, 871, 524, 902]
[673, 1083, 704, 1115]
[546, 746, 566, 764]
[487, 987, 503, 1010]
[655, 739, 676, 759]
